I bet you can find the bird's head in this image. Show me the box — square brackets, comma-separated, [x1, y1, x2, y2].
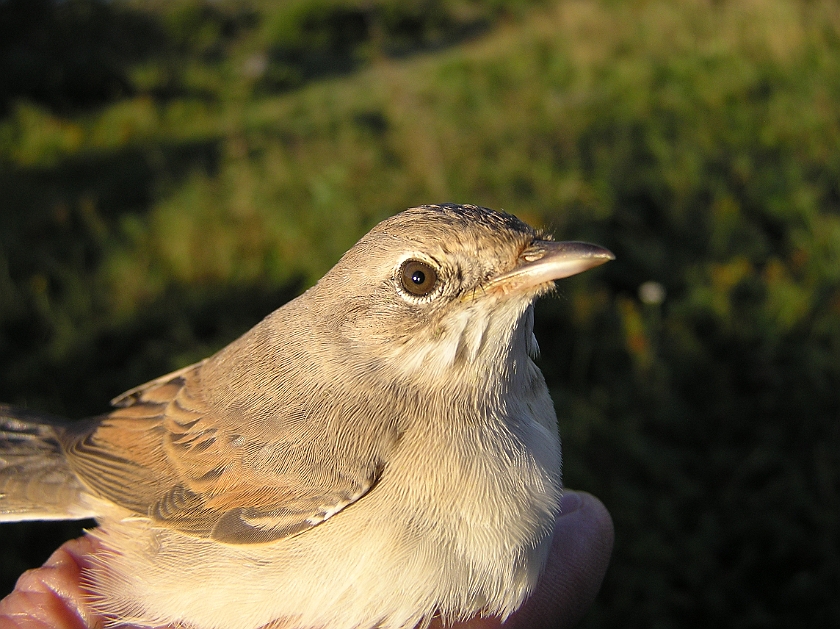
[308, 204, 613, 388]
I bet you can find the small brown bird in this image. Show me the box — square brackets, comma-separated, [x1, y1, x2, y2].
[0, 204, 613, 629]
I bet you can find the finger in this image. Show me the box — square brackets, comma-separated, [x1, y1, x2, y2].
[506, 490, 614, 629]
[0, 536, 102, 629]
[446, 490, 614, 629]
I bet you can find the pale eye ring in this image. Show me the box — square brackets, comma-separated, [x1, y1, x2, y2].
[400, 259, 438, 297]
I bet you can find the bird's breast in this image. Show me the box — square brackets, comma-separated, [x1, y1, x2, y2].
[380, 388, 562, 606]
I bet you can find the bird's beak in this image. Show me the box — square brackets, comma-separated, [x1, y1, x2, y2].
[481, 240, 615, 297]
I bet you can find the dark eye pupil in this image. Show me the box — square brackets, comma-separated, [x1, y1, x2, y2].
[400, 260, 438, 297]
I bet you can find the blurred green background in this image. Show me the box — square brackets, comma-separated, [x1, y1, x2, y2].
[1, 0, 838, 626]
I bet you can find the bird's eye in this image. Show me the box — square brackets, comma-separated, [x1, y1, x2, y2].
[400, 260, 438, 297]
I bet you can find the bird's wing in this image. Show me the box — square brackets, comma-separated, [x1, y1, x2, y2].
[61, 363, 380, 544]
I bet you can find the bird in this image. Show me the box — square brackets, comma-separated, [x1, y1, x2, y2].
[0, 204, 613, 629]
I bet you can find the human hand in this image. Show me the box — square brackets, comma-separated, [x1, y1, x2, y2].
[0, 490, 613, 629]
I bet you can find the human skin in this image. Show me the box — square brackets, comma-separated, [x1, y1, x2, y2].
[0, 490, 613, 629]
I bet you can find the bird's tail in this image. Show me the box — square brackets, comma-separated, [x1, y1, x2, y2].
[0, 405, 95, 522]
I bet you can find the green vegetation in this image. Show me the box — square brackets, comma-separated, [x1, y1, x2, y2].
[1, 0, 838, 626]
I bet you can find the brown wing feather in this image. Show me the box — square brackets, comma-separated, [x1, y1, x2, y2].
[61, 362, 379, 544]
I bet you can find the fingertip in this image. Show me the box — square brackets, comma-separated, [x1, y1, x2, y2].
[504, 490, 614, 629]
[0, 536, 101, 629]
[557, 490, 615, 559]
[43, 536, 100, 573]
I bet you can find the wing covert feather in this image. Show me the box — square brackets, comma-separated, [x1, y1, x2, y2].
[62, 362, 380, 544]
